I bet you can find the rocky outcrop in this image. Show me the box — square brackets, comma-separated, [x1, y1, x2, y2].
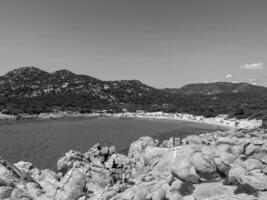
[1, 129, 267, 199]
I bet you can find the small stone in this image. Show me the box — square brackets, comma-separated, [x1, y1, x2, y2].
[101, 147, 109, 156]
[170, 180, 183, 191]
[109, 146, 116, 154]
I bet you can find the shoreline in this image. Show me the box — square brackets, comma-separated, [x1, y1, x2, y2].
[112, 112, 262, 129]
[0, 115, 229, 132]
[112, 115, 231, 130]
[0, 114, 224, 170]
[0, 111, 234, 129]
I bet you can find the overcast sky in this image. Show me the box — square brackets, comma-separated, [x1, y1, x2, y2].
[0, 0, 266, 88]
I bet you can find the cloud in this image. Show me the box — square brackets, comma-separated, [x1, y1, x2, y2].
[240, 63, 264, 70]
[247, 78, 258, 85]
[225, 74, 232, 78]
[248, 78, 256, 82]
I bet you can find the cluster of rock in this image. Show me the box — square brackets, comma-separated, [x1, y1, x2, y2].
[1, 129, 267, 200]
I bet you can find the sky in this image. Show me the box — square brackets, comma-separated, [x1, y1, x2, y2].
[0, 0, 266, 88]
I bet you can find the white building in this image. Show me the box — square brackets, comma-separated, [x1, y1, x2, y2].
[236, 119, 262, 129]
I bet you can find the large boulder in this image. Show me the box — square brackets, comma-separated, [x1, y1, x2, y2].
[244, 158, 264, 171]
[171, 159, 200, 183]
[0, 158, 45, 200]
[0, 186, 13, 199]
[14, 161, 34, 173]
[237, 173, 267, 191]
[228, 159, 247, 184]
[213, 150, 236, 175]
[57, 168, 86, 200]
[247, 143, 267, 164]
[144, 146, 169, 166]
[128, 137, 155, 159]
[128, 137, 155, 176]
[190, 152, 217, 178]
[57, 150, 88, 174]
[152, 188, 166, 200]
[228, 159, 267, 191]
[1, 129, 267, 200]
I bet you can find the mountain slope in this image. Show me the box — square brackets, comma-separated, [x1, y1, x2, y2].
[0, 66, 156, 102]
[0, 67, 266, 125]
[2, 67, 266, 98]
[179, 82, 267, 95]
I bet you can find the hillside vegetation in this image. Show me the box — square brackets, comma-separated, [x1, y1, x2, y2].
[0, 67, 267, 125]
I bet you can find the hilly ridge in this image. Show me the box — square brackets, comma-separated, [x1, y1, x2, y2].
[0, 66, 267, 125]
[0, 66, 155, 99]
[179, 82, 267, 95]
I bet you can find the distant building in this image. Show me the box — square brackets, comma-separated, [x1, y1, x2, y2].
[236, 119, 262, 129]
[112, 111, 262, 129]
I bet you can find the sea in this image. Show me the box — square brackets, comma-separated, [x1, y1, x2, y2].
[0, 117, 226, 169]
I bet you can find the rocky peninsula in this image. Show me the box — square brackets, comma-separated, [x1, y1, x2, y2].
[1, 129, 267, 200]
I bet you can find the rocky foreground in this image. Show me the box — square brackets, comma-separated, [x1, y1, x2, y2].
[1, 129, 267, 200]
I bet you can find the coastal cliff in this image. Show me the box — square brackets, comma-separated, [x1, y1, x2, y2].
[1, 129, 267, 200]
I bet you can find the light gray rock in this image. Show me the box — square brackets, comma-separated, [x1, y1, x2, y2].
[101, 147, 109, 156]
[10, 188, 32, 200]
[14, 161, 34, 173]
[238, 172, 267, 191]
[228, 161, 247, 184]
[170, 179, 183, 192]
[183, 195, 196, 200]
[60, 168, 86, 200]
[152, 188, 166, 200]
[190, 152, 217, 177]
[128, 137, 155, 159]
[171, 159, 200, 183]
[248, 143, 267, 164]
[1, 129, 267, 200]
[193, 182, 233, 200]
[109, 145, 116, 155]
[0, 186, 13, 199]
[183, 135, 203, 145]
[135, 187, 150, 200]
[244, 158, 264, 171]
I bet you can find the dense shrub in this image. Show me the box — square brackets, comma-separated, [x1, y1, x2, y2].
[0, 90, 266, 126]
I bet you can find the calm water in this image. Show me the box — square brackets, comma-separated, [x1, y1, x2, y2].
[0, 117, 224, 169]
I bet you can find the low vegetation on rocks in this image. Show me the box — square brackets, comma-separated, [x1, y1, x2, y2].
[0, 128, 267, 199]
